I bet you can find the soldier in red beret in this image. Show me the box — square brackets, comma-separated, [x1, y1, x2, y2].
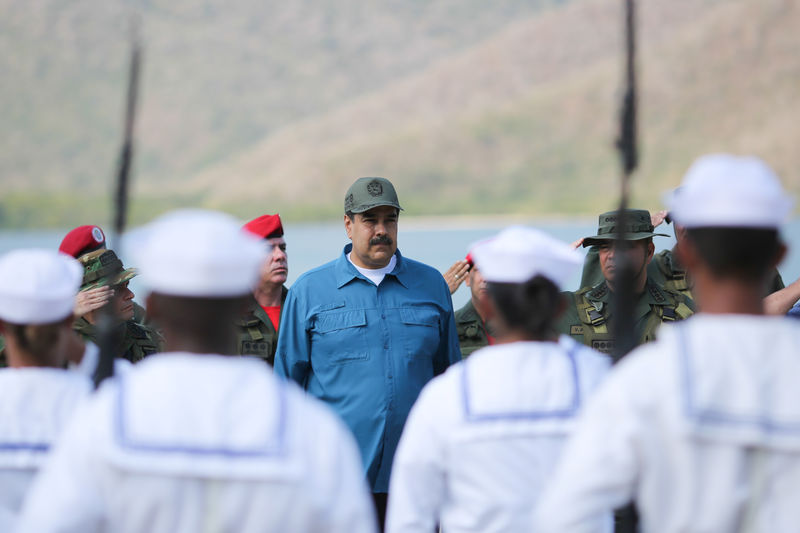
[238, 214, 289, 366]
[58, 225, 149, 325]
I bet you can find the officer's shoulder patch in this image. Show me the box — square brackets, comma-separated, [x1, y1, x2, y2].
[649, 283, 666, 304]
[588, 283, 608, 299]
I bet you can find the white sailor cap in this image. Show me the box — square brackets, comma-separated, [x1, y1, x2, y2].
[665, 154, 794, 229]
[469, 226, 582, 288]
[136, 209, 267, 297]
[0, 249, 83, 325]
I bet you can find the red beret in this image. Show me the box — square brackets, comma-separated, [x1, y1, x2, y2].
[243, 214, 284, 239]
[59, 225, 106, 258]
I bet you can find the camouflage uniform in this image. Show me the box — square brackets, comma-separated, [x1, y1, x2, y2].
[557, 278, 695, 355]
[454, 299, 493, 359]
[74, 249, 162, 364]
[563, 209, 695, 356]
[649, 248, 785, 299]
[73, 316, 161, 364]
[235, 286, 288, 367]
[583, 245, 785, 299]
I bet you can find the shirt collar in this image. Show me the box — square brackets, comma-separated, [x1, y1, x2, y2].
[335, 244, 409, 289]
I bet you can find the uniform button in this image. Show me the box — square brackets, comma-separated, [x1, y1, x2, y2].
[381, 314, 386, 319]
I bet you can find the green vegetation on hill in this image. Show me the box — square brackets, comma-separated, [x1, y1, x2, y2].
[1, 0, 798, 228]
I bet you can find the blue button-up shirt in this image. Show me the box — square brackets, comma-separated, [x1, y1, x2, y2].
[275, 244, 461, 492]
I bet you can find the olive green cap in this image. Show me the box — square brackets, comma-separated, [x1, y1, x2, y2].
[344, 177, 403, 214]
[78, 249, 137, 291]
[582, 209, 669, 247]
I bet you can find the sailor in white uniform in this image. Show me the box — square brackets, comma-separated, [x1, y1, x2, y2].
[534, 154, 800, 532]
[16, 210, 376, 533]
[386, 227, 612, 533]
[0, 249, 91, 531]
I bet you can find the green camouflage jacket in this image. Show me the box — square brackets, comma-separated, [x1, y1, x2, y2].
[454, 299, 493, 360]
[557, 278, 695, 355]
[235, 286, 287, 367]
[73, 317, 162, 363]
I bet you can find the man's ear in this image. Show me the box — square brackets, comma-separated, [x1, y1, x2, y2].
[645, 241, 655, 264]
[344, 214, 353, 240]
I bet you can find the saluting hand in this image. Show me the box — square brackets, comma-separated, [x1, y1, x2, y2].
[74, 286, 113, 317]
[651, 209, 669, 228]
[443, 260, 470, 295]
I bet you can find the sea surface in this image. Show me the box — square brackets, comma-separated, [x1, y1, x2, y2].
[3, 217, 800, 310]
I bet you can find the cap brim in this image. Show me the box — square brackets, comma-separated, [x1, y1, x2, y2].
[582, 233, 669, 247]
[81, 268, 138, 291]
[349, 202, 404, 214]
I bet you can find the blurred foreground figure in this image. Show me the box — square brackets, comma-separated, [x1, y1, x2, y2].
[387, 227, 612, 533]
[535, 154, 800, 532]
[17, 210, 376, 533]
[0, 250, 91, 530]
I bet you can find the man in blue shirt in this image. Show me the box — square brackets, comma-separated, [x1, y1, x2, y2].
[275, 177, 461, 530]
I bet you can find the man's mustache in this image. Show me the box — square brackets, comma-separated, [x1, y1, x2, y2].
[370, 235, 394, 246]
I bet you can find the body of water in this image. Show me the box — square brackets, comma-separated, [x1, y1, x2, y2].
[3, 217, 800, 311]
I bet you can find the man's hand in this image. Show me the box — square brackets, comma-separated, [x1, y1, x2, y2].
[443, 260, 470, 295]
[74, 287, 113, 317]
[651, 210, 669, 228]
[570, 237, 585, 250]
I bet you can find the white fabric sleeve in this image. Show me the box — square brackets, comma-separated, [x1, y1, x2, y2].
[385, 381, 449, 533]
[15, 397, 107, 533]
[534, 354, 648, 533]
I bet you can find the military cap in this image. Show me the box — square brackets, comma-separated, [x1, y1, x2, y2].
[344, 177, 403, 214]
[59, 225, 106, 258]
[0, 249, 82, 324]
[581, 209, 668, 247]
[470, 226, 582, 289]
[243, 214, 284, 239]
[665, 154, 793, 229]
[78, 249, 137, 291]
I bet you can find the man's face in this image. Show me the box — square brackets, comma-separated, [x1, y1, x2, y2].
[466, 265, 488, 306]
[598, 240, 654, 286]
[259, 236, 288, 287]
[344, 205, 399, 269]
[112, 281, 135, 321]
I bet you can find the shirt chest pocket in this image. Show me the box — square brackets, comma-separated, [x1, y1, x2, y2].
[400, 307, 440, 360]
[312, 309, 369, 363]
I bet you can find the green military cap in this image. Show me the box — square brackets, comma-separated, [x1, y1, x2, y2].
[78, 249, 137, 291]
[582, 209, 669, 247]
[344, 177, 403, 214]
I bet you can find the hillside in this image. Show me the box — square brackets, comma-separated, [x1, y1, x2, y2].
[1, 0, 798, 227]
